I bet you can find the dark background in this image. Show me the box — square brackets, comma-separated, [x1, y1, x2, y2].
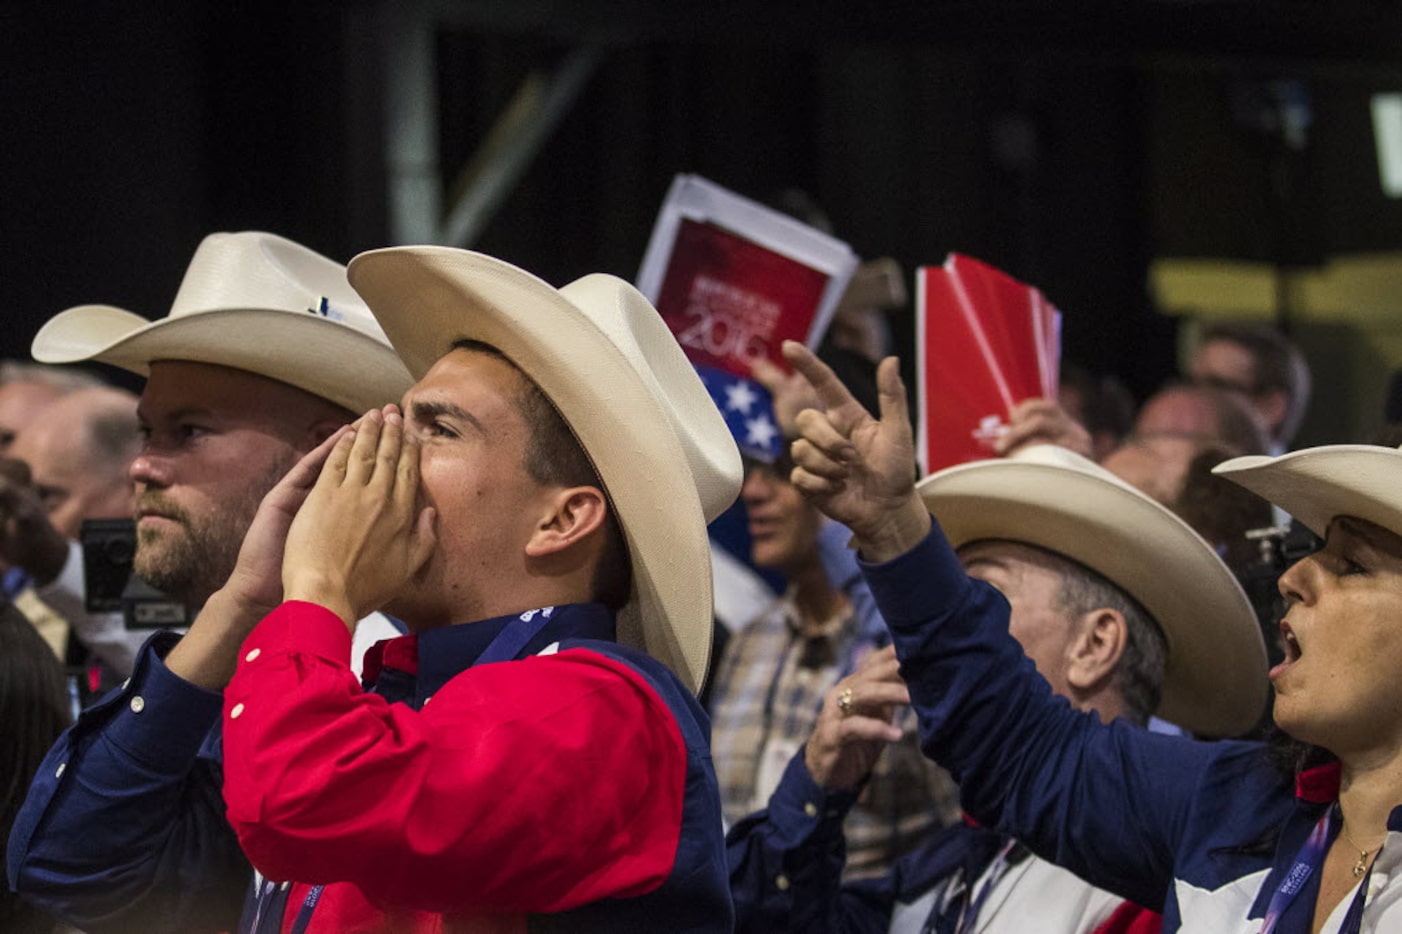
[4, 1, 1402, 421]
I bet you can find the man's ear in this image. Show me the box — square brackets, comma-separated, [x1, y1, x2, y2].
[307, 417, 350, 448]
[525, 486, 608, 558]
[1065, 607, 1128, 695]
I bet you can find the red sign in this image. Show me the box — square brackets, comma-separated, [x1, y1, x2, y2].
[654, 219, 831, 377]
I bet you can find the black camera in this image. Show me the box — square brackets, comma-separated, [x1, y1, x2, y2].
[79, 518, 187, 629]
[1238, 519, 1321, 666]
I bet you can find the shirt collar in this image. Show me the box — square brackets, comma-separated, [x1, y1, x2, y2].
[1295, 761, 1341, 803]
[362, 603, 616, 698]
[781, 588, 853, 640]
[781, 592, 860, 670]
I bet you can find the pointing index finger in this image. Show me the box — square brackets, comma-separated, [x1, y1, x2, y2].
[781, 341, 856, 413]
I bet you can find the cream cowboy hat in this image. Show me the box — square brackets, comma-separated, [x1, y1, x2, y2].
[346, 247, 744, 694]
[1214, 444, 1402, 541]
[31, 231, 412, 414]
[917, 444, 1267, 738]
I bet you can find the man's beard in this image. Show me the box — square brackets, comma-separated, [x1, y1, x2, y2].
[134, 454, 295, 608]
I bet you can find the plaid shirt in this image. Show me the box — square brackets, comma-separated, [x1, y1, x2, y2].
[709, 589, 962, 881]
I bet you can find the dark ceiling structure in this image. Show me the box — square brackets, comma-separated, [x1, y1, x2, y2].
[3, 1, 1400, 437]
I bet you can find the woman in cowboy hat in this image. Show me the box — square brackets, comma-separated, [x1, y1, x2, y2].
[779, 338, 1402, 934]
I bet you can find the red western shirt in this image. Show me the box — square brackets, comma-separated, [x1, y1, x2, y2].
[221, 601, 689, 932]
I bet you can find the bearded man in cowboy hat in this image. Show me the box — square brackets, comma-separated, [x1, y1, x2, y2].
[8, 231, 412, 932]
[726, 442, 1267, 932]
[179, 246, 739, 931]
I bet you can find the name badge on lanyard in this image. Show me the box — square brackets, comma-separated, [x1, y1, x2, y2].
[1259, 805, 1373, 934]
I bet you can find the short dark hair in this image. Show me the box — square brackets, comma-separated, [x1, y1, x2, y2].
[1198, 322, 1311, 444]
[1172, 445, 1274, 576]
[1060, 363, 1135, 443]
[1051, 553, 1168, 726]
[452, 341, 632, 610]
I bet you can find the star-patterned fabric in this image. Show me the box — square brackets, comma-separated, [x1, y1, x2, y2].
[697, 364, 782, 461]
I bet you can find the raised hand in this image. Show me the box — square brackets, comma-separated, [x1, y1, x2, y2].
[282, 406, 436, 626]
[221, 426, 353, 620]
[167, 426, 355, 690]
[781, 341, 930, 563]
[805, 645, 909, 792]
[996, 397, 1093, 459]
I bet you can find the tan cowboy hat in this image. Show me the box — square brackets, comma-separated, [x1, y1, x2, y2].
[917, 444, 1267, 738]
[1214, 444, 1402, 540]
[346, 247, 744, 694]
[31, 231, 412, 414]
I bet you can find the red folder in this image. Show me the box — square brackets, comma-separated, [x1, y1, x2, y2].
[917, 254, 1062, 473]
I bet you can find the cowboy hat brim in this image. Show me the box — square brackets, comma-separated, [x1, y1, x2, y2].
[32, 304, 412, 416]
[918, 445, 1267, 737]
[1214, 444, 1402, 541]
[347, 247, 742, 694]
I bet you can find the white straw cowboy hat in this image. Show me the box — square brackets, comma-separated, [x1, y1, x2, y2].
[31, 231, 412, 414]
[1214, 444, 1402, 540]
[917, 444, 1267, 738]
[347, 246, 744, 694]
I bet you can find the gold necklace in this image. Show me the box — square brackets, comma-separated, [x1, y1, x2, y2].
[1339, 823, 1380, 879]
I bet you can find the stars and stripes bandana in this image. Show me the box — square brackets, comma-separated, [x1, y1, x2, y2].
[696, 364, 782, 462]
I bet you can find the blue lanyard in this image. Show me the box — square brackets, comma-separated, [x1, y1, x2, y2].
[290, 884, 323, 934]
[475, 607, 557, 666]
[925, 837, 1021, 934]
[956, 838, 1021, 934]
[1260, 807, 1334, 934]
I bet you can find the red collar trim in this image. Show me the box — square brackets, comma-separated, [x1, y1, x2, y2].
[1296, 761, 1341, 803]
[359, 634, 420, 683]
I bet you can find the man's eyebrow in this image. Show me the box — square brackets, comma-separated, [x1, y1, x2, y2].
[135, 405, 215, 425]
[959, 550, 1011, 573]
[411, 399, 485, 434]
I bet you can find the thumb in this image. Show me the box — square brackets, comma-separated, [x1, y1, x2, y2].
[410, 506, 438, 569]
[874, 357, 911, 433]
